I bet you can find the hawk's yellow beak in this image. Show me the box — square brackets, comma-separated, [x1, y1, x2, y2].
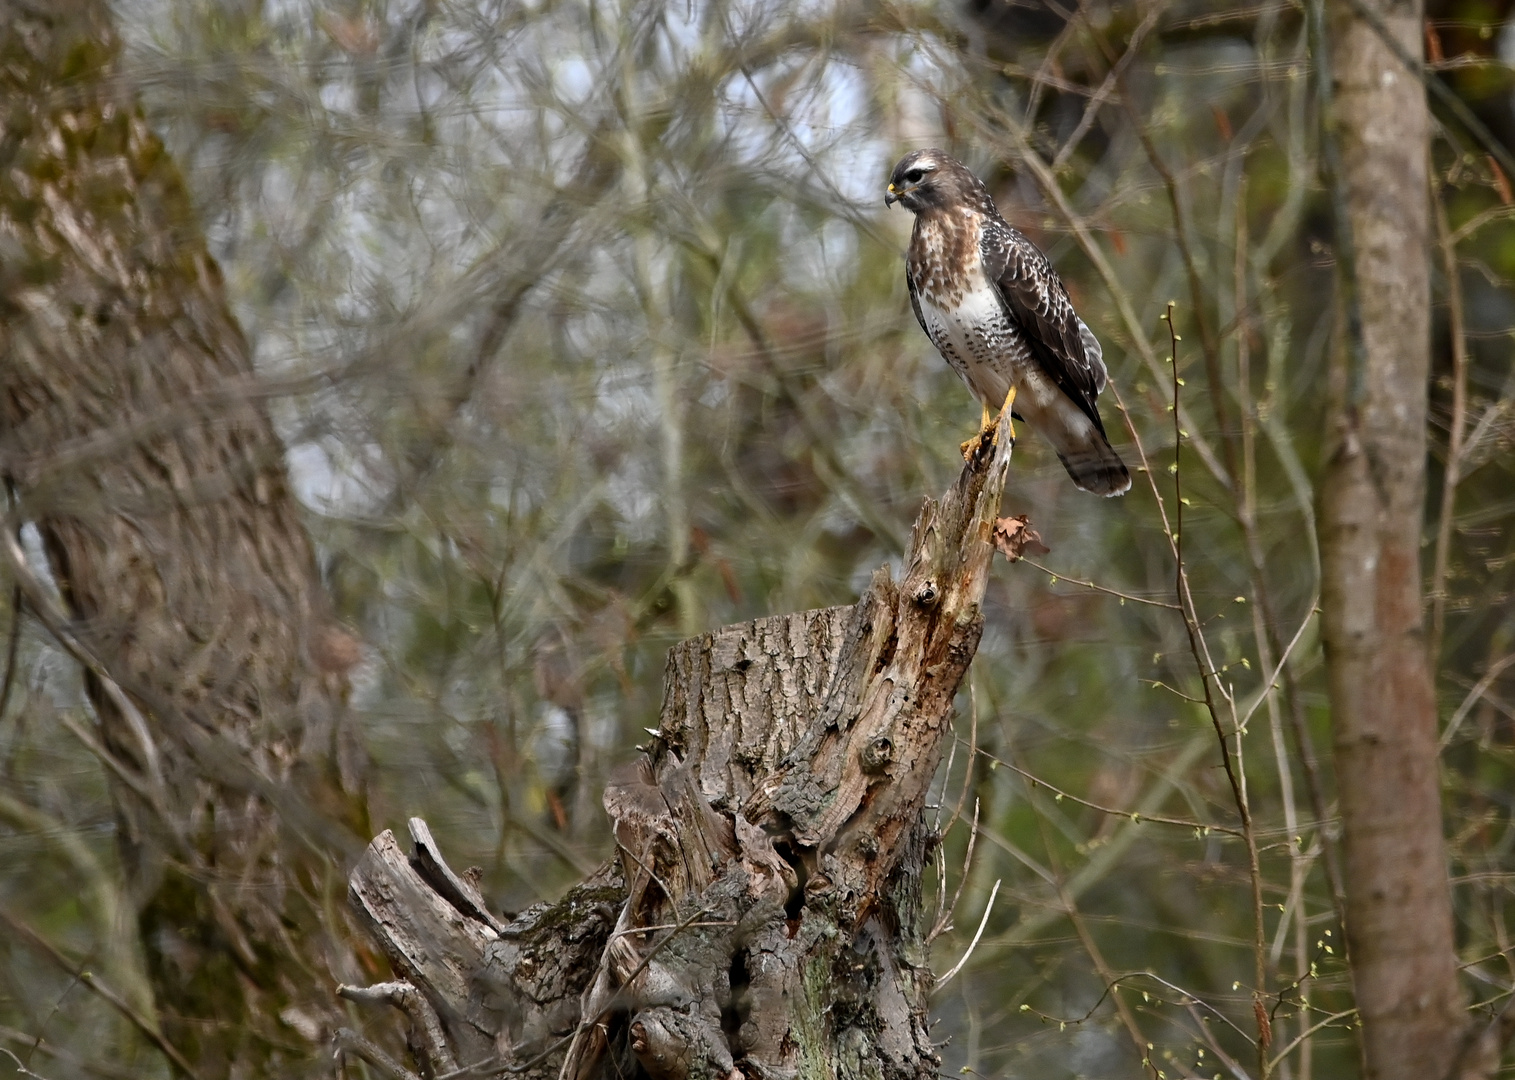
[885, 182, 898, 207]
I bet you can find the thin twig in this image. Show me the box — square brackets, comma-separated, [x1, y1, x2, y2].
[965, 741, 1240, 836]
[1024, 790, 1156, 1074]
[1019, 559, 1182, 610]
[1109, 44, 1236, 488]
[0, 907, 203, 1080]
[933, 879, 1000, 989]
[1234, 168, 1347, 945]
[0, 522, 169, 807]
[613, 840, 678, 914]
[1439, 653, 1515, 751]
[0, 1026, 141, 1080]
[1429, 196, 1469, 664]
[940, 678, 980, 840]
[1051, 4, 1166, 170]
[0, 1046, 54, 1080]
[933, 714, 958, 835]
[1234, 604, 1319, 734]
[1024, 2, 1087, 125]
[1450, 203, 1515, 245]
[1145, 679, 1208, 705]
[1163, 304, 1269, 1079]
[929, 798, 981, 944]
[1182, 1001, 1253, 1080]
[976, 730, 1215, 958]
[0, 485, 22, 733]
[930, 662, 983, 940]
[556, 903, 715, 1080]
[1019, 970, 1256, 1047]
[608, 920, 736, 940]
[1267, 1009, 1360, 1069]
[0, 581, 19, 718]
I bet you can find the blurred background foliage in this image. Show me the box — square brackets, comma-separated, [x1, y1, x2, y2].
[2, 0, 1515, 1077]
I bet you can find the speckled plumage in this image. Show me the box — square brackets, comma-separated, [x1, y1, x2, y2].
[888, 149, 1130, 496]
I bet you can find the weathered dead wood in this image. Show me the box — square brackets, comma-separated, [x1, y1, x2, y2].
[344, 419, 1016, 1080]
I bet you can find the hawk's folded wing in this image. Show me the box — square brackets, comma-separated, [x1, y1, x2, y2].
[979, 218, 1110, 435]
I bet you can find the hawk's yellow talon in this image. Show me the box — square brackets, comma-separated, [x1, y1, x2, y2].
[963, 389, 1019, 460]
[988, 387, 1018, 448]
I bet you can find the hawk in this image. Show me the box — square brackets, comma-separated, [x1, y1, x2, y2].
[886, 149, 1130, 496]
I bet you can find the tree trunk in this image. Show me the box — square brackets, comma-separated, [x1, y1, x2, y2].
[1320, 1, 1466, 1075]
[340, 423, 1017, 1080]
[0, 1, 367, 1075]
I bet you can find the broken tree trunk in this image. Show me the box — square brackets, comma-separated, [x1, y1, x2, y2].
[342, 419, 1015, 1080]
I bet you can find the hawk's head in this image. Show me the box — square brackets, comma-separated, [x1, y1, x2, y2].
[885, 149, 994, 215]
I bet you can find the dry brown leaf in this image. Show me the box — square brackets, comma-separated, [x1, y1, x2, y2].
[1425, 19, 1444, 65]
[992, 515, 1049, 562]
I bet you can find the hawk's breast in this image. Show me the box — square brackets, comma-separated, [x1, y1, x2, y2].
[912, 249, 1031, 408]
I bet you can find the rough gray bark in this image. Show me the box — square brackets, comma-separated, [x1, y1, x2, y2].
[1319, 1, 1466, 1076]
[0, 1, 367, 1074]
[343, 422, 1016, 1080]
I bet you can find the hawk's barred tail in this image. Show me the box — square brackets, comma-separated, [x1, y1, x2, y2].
[1054, 435, 1131, 497]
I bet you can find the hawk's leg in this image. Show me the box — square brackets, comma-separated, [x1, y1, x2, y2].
[960, 386, 1017, 461]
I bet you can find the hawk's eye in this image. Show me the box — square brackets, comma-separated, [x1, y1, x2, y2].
[905, 168, 925, 183]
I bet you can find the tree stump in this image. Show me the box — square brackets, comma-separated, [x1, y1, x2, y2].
[341, 419, 1015, 1080]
